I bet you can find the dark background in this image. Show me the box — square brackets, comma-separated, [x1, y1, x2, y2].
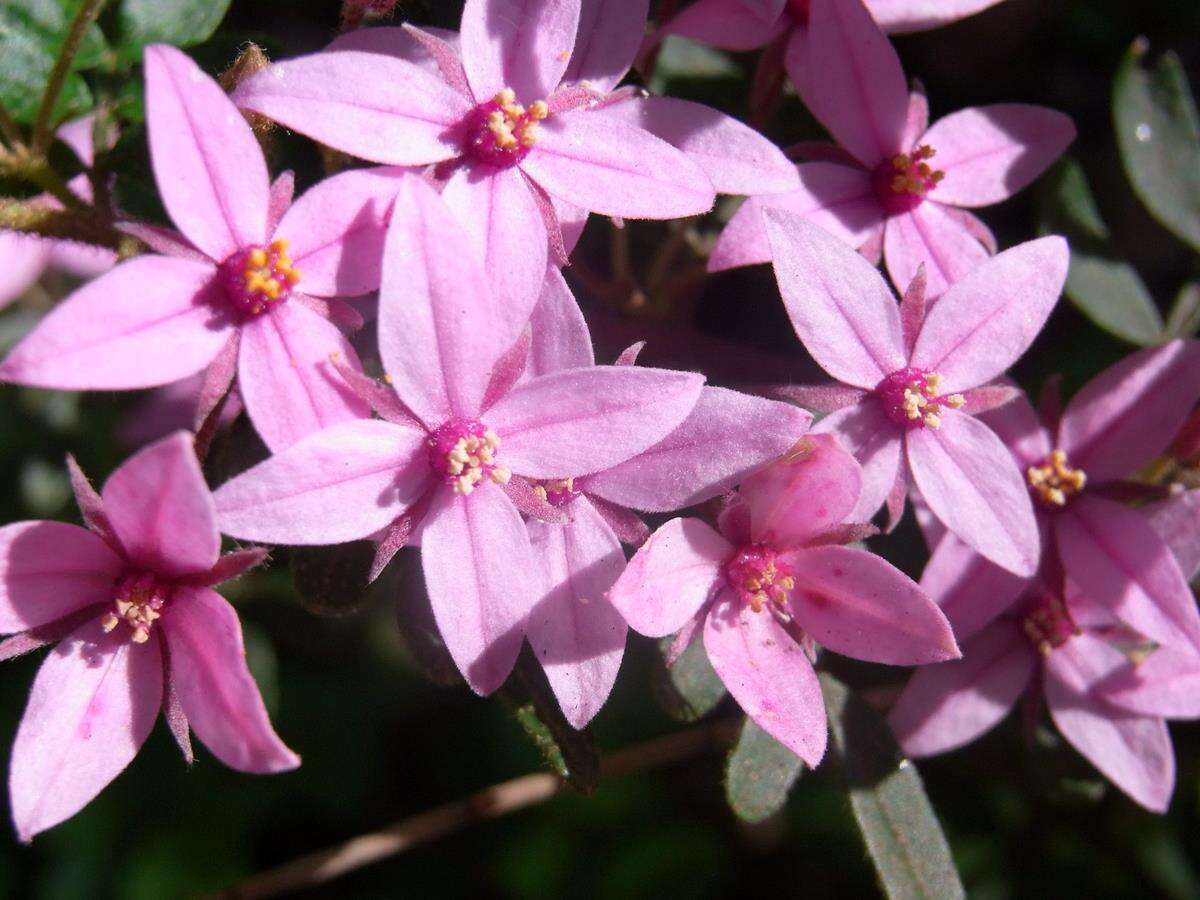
[2, 0, 1199, 896]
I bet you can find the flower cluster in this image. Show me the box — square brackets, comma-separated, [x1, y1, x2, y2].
[0, 0, 1197, 844]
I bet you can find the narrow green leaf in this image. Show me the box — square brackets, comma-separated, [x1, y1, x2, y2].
[724, 718, 803, 823]
[820, 674, 965, 900]
[289, 541, 376, 618]
[114, 0, 232, 66]
[1166, 282, 1200, 338]
[1113, 40, 1200, 254]
[0, 1, 106, 124]
[652, 633, 727, 722]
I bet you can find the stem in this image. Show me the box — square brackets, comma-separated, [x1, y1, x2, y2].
[0, 101, 23, 150]
[31, 0, 110, 155]
[0, 197, 135, 255]
[211, 721, 738, 900]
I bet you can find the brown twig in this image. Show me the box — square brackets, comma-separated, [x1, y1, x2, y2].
[31, 0, 110, 155]
[211, 720, 738, 900]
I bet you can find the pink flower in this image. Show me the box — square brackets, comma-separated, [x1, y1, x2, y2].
[1, 432, 298, 842]
[609, 432, 958, 764]
[232, 0, 718, 309]
[213, 175, 706, 695]
[516, 269, 812, 727]
[709, 0, 1074, 298]
[0, 45, 409, 453]
[764, 215, 1067, 575]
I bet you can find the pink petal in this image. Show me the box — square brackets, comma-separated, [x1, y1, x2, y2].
[787, 544, 959, 664]
[401, 25, 471, 95]
[866, 0, 1006, 34]
[526, 496, 628, 728]
[1143, 489, 1200, 582]
[938, 204, 998, 254]
[66, 454, 117, 546]
[703, 593, 827, 766]
[266, 171, 295, 235]
[1055, 495, 1200, 652]
[46, 240, 116, 281]
[275, 166, 408, 298]
[656, 0, 785, 51]
[144, 45, 268, 262]
[883, 202, 991, 300]
[0, 256, 231, 390]
[486, 366, 705, 479]
[442, 165, 548, 315]
[763, 213, 906, 388]
[811, 401, 903, 522]
[1100, 647, 1200, 719]
[526, 268, 594, 378]
[1044, 633, 1175, 812]
[1057, 340, 1200, 484]
[481, 329, 532, 414]
[521, 111, 715, 218]
[563, 0, 647, 92]
[378, 176, 518, 427]
[587, 494, 651, 545]
[920, 532, 1030, 641]
[460, 0, 580, 102]
[976, 388, 1051, 469]
[910, 235, 1069, 393]
[55, 115, 95, 166]
[164, 586, 299, 773]
[923, 104, 1075, 207]
[237, 302, 371, 453]
[421, 485, 536, 694]
[784, 0, 908, 166]
[201, 547, 269, 587]
[233, 51, 470, 165]
[889, 621, 1034, 757]
[0, 232, 50, 307]
[599, 95, 800, 195]
[608, 517, 730, 637]
[214, 419, 430, 545]
[770, 383, 868, 413]
[326, 25, 462, 79]
[0, 522, 123, 634]
[899, 264, 927, 356]
[906, 408, 1040, 576]
[585, 387, 812, 512]
[116, 220, 207, 262]
[900, 90, 929, 149]
[9, 620, 162, 842]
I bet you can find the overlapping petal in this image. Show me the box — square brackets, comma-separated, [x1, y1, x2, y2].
[460, 0, 580, 102]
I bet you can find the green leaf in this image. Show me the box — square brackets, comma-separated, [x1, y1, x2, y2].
[289, 541, 376, 618]
[1113, 40, 1200, 254]
[1038, 157, 1164, 346]
[114, 0, 232, 66]
[724, 718, 803, 823]
[1166, 282, 1200, 337]
[652, 633, 727, 722]
[820, 674, 965, 900]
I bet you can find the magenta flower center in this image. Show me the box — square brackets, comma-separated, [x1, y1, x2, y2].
[871, 145, 945, 215]
[100, 572, 170, 644]
[532, 477, 579, 508]
[1026, 449, 1087, 508]
[461, 88, 549, 169]
[876, 367, 964, 430]
[1021, 593, 1079, 656]
[219, 239, 301, 318]
[724, 543, 796, 614]
[786, 0, 810, 26]
[426, 417, 511, 495]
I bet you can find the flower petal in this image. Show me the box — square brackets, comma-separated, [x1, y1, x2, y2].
[764, 213, 906, 388]
[1142, 489, 1200, 582]
[9, 620, 161, 842]
[144, 45, 268, 261]
[704, 593, 827, 766]
[460, 0, 580, 101]
[811, 401, 904, 522]
[526, 267, 594, 378]
[164, 586, 299, 773]
[866, 0, 1005, 34]
[0, 232, 50, 307]
[910, 236, 1068, 393]
[421, 486, 535, 694]
[882, 202, 991, 300]
[526, 496, 628, 729]
[657, 0, 785, 51]
[920, 532, 1030, 641]
[214, 419, 429, 545]
[924, 104, 1076, 207]
[563, 0, 647, 92]
[1100, 646, 1200, 719]
[0, 256, 230, 390]
[975, 387, 1052, 469]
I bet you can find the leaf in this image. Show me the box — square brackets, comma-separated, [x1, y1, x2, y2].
[652, 633, 727, 722]
[1113, 40, 1200, 254]
[724, 718, 804, 824]
[820, 674, 965, 900]
[289, 541, 376, 617]
[1038, 157, 1164, 346]
[383, 551, 463, 687]
[1166, 282, 1200, 338]
[114, 0, 233, 66]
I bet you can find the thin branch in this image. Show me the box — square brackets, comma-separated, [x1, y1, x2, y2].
[212, 721, 738, 900]
[0, 197, 136, 255]
[0, 101, 23, 151]
[31, 0, 110, 155]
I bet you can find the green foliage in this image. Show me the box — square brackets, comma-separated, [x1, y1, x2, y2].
[724, 718, 804, 824]
[652, 633, 727, 722]
[113, 0, 232, 66]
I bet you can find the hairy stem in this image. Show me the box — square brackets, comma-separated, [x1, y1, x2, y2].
[0, 101, 23, 150]
[0, 197, 136, 255]
[31, 0, 110, 155]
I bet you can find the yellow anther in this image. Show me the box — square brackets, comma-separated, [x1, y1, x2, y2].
[491, 467, 512, 485]
[495, 88, 516, 106]
[923, 411, 941, 429]
[247, 248, 268, 268]
[100, 612, 119, 633]
[1026, 448, 1087, 507]
[945, 393, 966, 409]
[528, 100, 549, 120]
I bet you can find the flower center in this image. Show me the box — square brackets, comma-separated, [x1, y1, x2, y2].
[426, 417, 511, 495]
[532, 477, 579, 508]
[870, 145, 945, 215]
[461, 88, 549, 168]
[1021, 593, 1079, 656]
[786, 0, 810, 25]
[1026, 449, 1087, 508]
[724, 543, 796, 614]
[220, 239, 300, 318]
[876, 367, 964, 430]
[100, 572, 170, 644]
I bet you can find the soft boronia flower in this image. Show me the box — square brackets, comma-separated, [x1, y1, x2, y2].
[916, 340, 1200, 655]
[0, 45, 409, 453]
[232, 0, 719, 312]
[213, 175, 706, 695]
[608, 432, 959, 764]
[517, 268, 812, 727]
[708, 0, 1074, 299]
[764, 214, 1067, 576]
[0, 432, 298, 842]
[0, 116, 115, 308]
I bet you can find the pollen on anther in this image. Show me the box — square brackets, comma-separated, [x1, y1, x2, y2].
[1026, 449, 1087, 508]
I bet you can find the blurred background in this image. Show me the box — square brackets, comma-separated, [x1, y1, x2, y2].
[1, 0, 1199, 896]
